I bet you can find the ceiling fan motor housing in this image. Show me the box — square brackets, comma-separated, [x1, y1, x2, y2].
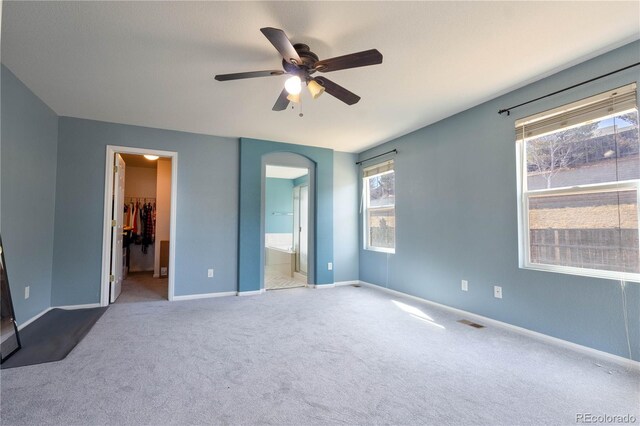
[282, 43, 320, 81]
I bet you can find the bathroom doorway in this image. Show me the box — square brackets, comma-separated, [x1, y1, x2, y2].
[264, 165, 309, 290]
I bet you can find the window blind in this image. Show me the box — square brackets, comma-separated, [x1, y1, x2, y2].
[363, 160, 394, 178]
[515, 83, 637, 140]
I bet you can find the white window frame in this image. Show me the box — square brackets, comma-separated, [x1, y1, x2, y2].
[516, 84, 640, 283]
[363, 168, 396, 253]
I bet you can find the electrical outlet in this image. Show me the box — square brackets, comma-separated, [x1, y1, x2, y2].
[160, 267, 167, 276]
[208, 268, 214, 278]
[328, 262, 333, 271]
[461, 280, 468, 291]
[25, 286, 30, 299]
[494, 285, 502, 299]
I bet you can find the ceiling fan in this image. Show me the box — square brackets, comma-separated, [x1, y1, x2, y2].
[215, 27, 383, 111]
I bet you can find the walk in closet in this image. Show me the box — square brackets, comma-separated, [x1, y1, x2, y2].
[112, 153, 172, 303]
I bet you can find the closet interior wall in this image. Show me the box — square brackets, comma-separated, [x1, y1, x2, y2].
[154, 159, 172, 278]
[124, 163, 157, 273]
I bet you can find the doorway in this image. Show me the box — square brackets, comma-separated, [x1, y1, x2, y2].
[264, 165, 310, 290]
[101, 146, 177, 306]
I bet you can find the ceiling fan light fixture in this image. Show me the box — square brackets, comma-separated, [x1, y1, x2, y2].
[286, 93, 300, 103]
[307, 79, 325, 99]
[284, 76, 302, 95]
[144, 155, 160, 161]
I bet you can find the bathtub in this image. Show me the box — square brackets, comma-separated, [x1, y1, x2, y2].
[265, 245, 296, 277]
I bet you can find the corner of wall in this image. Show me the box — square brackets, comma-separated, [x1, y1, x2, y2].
[1, 65, 59, 324]
[333, 151, 359, 282]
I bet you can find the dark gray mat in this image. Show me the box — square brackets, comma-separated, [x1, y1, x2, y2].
[1, 307, 107, 369]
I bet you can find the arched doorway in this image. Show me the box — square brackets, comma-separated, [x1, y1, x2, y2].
[261, 152, 316, 291]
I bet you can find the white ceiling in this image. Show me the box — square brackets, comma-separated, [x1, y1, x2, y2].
[266, 165, 308, 180]
[2, 2, 639, 153]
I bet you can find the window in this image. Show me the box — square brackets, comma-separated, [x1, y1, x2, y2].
[363, 160, 395, 252]
[516, 83, 640, 281]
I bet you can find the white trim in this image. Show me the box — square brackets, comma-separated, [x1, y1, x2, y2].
[358, 280, 640, 371]
[516, 124, 640, 283]
[364, 246, 396, 254]
[101, 145, 178, 307]
[525, 179, 640, 196]
[168, 151, 178, 302]
[237, 289, 266, 296]
[522, 261, 640, 283]
[54, 303, 102, 310]
[363, 171, 396, 253]
[100, 149, 113, 307]
[516, 136, 526, 268]
[334, 280, 359, 286]
[311, 283, 335, 289]
[17, 303, 102, 330]
[17, 307, 52, 330]
[173, 291, 236, 301]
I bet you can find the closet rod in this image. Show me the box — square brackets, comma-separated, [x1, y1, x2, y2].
[497, 62, 640, 116]
[355, 149, 398, 165]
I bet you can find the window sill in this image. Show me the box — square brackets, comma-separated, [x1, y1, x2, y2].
[365, 247, 395, 254]
[521, 262, 640, 283]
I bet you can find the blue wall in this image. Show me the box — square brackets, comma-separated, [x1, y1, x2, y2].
[239, 138, 334, 291]
[52, 117, 239, 303]
[293, 174, 309, 187]
[265, 178, 294, 234]
[358, 41, 640, 360]
[1, 65, 58, 324]
[333, 152, 359, 282]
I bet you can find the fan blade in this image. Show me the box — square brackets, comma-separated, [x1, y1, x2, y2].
[313, 77, 360, 105]
[215, 70, 284, 81]
[272, 88, 290, 111]
[260, 27, 302, 65]
[314, 49, 383, 73]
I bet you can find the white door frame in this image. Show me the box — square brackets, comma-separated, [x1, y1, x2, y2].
[100, 145, 178, 306]
[297, 183, 309, 275]
[292, 183, 309, 275]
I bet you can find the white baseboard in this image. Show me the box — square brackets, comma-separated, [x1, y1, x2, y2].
[153, 274, 159, 278]
[17, 302, 102, 330]
[173, 291, 236, 301]
[237, 289, 266, 296]
[54, 303, 102, 310]
[311, 283, 335, 289]
[334, 280, 359, 287]
[17, 307, 52, 330]
[358, 281, 640, 371]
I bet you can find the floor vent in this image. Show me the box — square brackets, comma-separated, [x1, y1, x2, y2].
[458, 319, 485, 328]
[351, 284, 361, 287]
